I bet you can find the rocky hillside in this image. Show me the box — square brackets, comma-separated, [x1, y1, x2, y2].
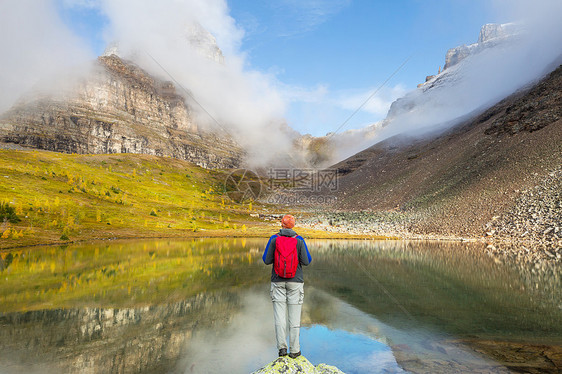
[312, 64, 562, 255]
[485, 165, 562, 258]
[0, 55, 242, 169]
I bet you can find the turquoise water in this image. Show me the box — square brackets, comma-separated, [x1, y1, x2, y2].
[0, 238, 560, 373]
[301, 326, 405, 373]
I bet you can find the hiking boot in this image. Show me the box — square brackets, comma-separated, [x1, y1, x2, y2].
[278, 348, 287, 357]
[289, 351, 301, 359]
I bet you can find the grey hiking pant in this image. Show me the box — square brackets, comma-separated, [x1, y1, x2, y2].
[270, 282, 304, 353]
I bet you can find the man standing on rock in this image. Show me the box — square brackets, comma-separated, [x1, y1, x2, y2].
[262, 214, 312, 359]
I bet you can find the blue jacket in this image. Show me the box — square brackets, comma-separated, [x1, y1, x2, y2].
[262, 228, 312, 283]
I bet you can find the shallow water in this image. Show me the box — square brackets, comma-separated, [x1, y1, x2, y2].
[0, 238, 560, 373]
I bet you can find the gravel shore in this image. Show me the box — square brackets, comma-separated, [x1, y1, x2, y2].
[484, 165, 562, 261]
[298, 166, 562, 264]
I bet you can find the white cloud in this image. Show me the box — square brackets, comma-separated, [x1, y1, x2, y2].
[336, 85, 409, 118]
[93, 0, 304, 166]
[0, 0, 94, 113]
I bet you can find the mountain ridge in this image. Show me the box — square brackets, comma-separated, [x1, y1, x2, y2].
[304, 63, 562, 259]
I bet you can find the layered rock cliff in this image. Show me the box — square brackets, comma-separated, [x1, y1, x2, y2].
[0, 55, 243, 169]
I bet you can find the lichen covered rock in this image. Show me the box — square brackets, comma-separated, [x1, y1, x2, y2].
[252, 356, 344, 374]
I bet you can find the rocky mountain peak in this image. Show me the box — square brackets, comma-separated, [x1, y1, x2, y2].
[444, 23, 517, 70]
[184, 22, 225, 64]
[478, 23, 515, 44]
[103, 21, 224, 64]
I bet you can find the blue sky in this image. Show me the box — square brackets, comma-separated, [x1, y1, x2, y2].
[227, 0, 504, 135]
[55, 0, 507, 136]
[230, 1, 494, 88]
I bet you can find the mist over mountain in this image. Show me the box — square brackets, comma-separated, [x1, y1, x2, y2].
[320, 13, 562, 164]
[0, 0, 300, 167]
[0, 54, 245, 169]
[1, 1, 561, 169]
[0, 5, 304, 168]
[310, 60, 562, 258]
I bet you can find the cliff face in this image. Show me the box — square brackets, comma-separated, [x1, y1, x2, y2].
[444, 23, 517, 70]
[411, 23, 517, 91]
[0, 55, 243, 169]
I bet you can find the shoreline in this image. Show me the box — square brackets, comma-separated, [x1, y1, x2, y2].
[298, 211, 561, 264]
[0, 226, 491, 252]
[2, 218, 559, 268]
[2, 208, 559, 267]
[0, 226, 397, 251]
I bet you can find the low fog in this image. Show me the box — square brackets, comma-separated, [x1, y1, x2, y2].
[0, 0, 561, 167]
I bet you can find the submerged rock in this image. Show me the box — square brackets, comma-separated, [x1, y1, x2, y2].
[252, 356, 344, 374]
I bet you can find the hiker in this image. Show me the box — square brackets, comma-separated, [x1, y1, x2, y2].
[262, 214, 312, 359]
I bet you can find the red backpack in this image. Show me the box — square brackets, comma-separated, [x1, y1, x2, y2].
[274, 234, 298, 278]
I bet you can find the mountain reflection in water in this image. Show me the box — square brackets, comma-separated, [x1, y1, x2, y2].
[0, 238, 560, 373]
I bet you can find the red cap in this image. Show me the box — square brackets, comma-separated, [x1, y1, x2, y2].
[281, 214, 295, 229]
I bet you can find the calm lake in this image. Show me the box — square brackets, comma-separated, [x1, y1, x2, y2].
[0, 238, 560, 373]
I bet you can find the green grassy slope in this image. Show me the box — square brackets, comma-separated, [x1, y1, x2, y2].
[0, 149, 260, 249]
[0, 149, 367, 250]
